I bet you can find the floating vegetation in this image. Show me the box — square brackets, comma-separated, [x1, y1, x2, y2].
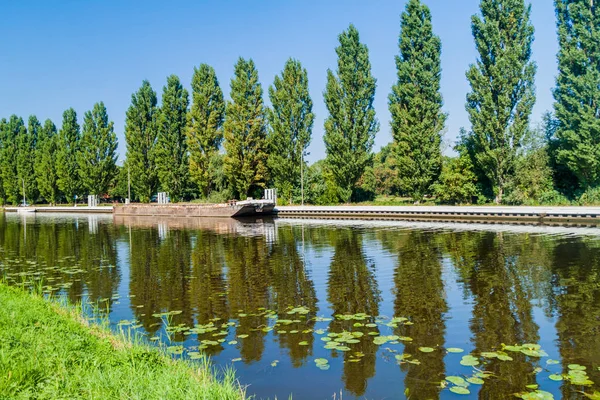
[446, 347, 464, 353]
[314, 358, 329, 371]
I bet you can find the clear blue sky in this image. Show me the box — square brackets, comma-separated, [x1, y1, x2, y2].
[0, 0, 557, 164]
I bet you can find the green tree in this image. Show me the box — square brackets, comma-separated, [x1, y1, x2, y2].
[156, 75, 190, 202]
[0, 118, 6, 203]
[465, 0, 537, 203]
[187, 64, 225, 198]
[324, 25, 379, 203]
[267, 58, 314, 204]
[35, 119, 60, 205]
[124, 80, 159, 202]
[552, 0, 600, 189]
[0, 116, 24, 204]
[17, 116, 39, 202]
[389, 0, 446, 202]
[223, 58, 269, 199]
[78, 102, 118, 196]
[56, 108, 81, 204]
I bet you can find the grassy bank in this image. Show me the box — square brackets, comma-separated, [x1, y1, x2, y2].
[0, 284, 246, 399]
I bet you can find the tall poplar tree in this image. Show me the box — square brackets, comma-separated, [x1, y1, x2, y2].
[187, 64, 225, 198]
[389, 0, 446, 202]
[35, 119, 60, 204]
[324, 25, 379, 203]
[78, 102, 118, 196]
[125, 80, 159, 202]
[56, 108, 81, 204]
[0, 116, 23, 204]
[0, 118, 6, 203]
[267, 58, 314, 204]
[552, 0, 600, 189]
[17, 115, 40, 202]
[156, 75, 189, 202]
[465, 0, 537, 203]
[223, 58, 269, 199]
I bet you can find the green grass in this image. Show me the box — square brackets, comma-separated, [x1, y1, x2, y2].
[0, 283, 247, 399]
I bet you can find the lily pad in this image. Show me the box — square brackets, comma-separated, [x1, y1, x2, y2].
[446, 376, 468, 387]
[419, 347, 435, 353]
[568, 364, 586, 371]
[446, 347, 464, 353]
[299, 341, 309, 346]
[467, 377, 484, 385]
[549, 374, 563, 381]
[460, 355, 480, 367]
[546, 359, 560, 365]
[449, 386, 470, 395]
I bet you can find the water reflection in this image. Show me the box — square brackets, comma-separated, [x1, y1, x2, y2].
[1, 214, 600, 399]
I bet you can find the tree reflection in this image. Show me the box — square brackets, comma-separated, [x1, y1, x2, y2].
[128, 228, 193, 339]
[550, 238, 600, 398]
[447, 232, 540, 398]
[327, 228, 381, 396]
[225, 235, 271, 363]
[270, 225, 317, 367]
[392, 231, 447, 399]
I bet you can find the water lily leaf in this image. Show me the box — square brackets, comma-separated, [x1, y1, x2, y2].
[271, 360, 279, 367]
[406, 359, 421, 365]
[346, 339, 360, 344]
[546, 359, 560, 365]
[167, 345, 184, 355]
[446, 347, 464, 353]
[549, 374, 563, 381]
[315, 329, 325, 335]
[446, 376, 468, 387]
[568, 364, 586, 371]
[527, 384, 539, 390]
[396, 354, 411, 361]
[521, 349, 543, 357]
[467, 377, 484, 385]
[449, 386, 470, 395]
[460, 355, 480, 367]
[583, 392, 600, 400]
[237, 334, 249, 339]
[419, 347, 435, 353]
[366, 323, 377, 328]
[516, 390, 554, 400]
[398, 336, 413, 342]
[533, 367, 543, 374]
[314, 358, 329, 365]
[299, 341, 309, 346]
[228, 340, 238, 345]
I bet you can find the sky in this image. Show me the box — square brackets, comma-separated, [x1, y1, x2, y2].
[0, 0, 558, 164]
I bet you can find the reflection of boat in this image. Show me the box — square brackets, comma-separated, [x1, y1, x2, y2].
[114, 215, 276, 237]
[114, 200, 275, 218]
[16, 207, 36, 213]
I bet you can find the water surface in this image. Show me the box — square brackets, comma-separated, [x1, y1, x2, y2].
[1, 213, 599, 399]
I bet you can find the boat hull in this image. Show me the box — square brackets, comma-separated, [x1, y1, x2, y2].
[113, 203, 275, 218]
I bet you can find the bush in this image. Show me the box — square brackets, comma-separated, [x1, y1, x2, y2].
[432, 154, 481, 205]
[578, 187, 600, 205]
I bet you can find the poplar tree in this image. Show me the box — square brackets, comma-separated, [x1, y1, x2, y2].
[156, 75, 189, 202]
[187, 64, 225, 198]
[552, 0, 600, 189]
[35, 119, 60, 204]
[56, 108, 81, 204]
[223, 58, 269, 199]
[389, 0, 446, 202]
[78, 102, 118, 196]
[0, 116, 23, 204]
[324, 25, 379, 203]
[465, 0, 537, 203]
[267, 58, 314, 204]
[17, 115, 40, 202]
[125, 80, 159, 202]
[0, 118, 6, 203]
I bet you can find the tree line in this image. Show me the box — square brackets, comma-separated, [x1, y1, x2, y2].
[1, 0, 598, 206]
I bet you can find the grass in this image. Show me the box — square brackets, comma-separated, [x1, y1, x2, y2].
[0, 283, 247, 400]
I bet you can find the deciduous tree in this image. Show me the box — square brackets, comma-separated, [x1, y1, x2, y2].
[56, 108, 81, 204]
[324, 25, 379, 202]
[223, 58, 269, 199]
[389, 0, 446, 202]
[464, 0, 537, 203]
[267, 58, 314, 204]
[187, 64, 225, 198]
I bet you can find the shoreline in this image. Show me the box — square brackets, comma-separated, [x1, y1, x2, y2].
[0, 283, 246, 399]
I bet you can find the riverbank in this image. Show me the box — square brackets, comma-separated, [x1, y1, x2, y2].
[0, 284, 246, 399]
